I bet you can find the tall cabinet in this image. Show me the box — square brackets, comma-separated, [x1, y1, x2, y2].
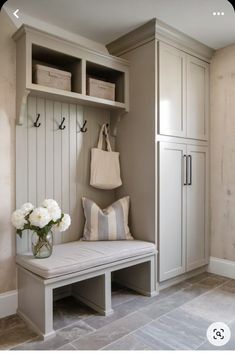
[107, 18, 214, 285]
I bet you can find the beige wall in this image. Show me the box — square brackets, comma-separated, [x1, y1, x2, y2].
[0, 10, 17, 293]
[210, 44, 235, 262]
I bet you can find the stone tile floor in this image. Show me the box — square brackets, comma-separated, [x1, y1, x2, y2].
[0, 272, 234, 350]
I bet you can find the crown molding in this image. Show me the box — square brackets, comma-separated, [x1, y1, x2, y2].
[107, 18, 215, 62]
[12, 24, 129, 66]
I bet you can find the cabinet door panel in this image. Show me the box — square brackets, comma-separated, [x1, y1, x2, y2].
[159, 142, 187, 281]
[186, 146, 209, 271]
[159, 43, 186, 137]
[187, 56, 209, 140]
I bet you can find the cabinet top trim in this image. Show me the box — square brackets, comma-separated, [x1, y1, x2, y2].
[106, 18, 215, 62]
[13, 24, 129, 67]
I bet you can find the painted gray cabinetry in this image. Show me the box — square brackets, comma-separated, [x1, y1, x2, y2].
[159, 142, 187, 281]
[107, 18, 214, 286]
[159, 42, 209, 141]
[159, 143, 209, 281]
[186, 146, 209, 271]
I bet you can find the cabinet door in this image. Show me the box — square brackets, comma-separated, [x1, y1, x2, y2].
[159, 142, 187, 281]
[186, 146, 209, 271]
[187, 56, 209, 140]
[159, 42, 186, 137]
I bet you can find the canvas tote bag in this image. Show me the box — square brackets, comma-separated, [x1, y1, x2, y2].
[90, 124, 122, 189]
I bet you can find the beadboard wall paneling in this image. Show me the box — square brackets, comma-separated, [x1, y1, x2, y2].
[16, 96, 115, 254]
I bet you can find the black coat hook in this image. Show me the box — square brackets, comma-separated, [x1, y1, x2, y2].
[34, 114, 41, 128]
[59, 117, 66, 130]
[80, 120, 87, 133]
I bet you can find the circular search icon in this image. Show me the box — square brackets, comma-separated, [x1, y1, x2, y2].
[207, 322, 231, 346]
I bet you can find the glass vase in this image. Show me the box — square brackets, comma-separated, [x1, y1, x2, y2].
[31, 231, 53, 259]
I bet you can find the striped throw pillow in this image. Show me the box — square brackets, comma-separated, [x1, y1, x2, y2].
[82, 196, 133, 241]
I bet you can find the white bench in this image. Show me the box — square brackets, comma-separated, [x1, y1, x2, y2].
[16, 240, 157, 339]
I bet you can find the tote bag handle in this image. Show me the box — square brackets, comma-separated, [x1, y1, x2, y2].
[97, 124, 112, 152]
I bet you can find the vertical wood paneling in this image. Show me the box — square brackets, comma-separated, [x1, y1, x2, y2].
[76, 105, 84, 238]
[69, 104, 78, 241]
[27, 97, 37, 206]
[16, 97, 115, 253]
[61, 103, 70, 243]
[53, 102, 62, 244]
[27, 97, 37, 249]
[36, 98, 46, 205]
[16, 107, 28, 253]
[45, 100, 54, 199]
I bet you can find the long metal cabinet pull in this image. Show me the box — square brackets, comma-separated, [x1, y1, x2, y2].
[188, 155, 192, 185]
[183, 154, 188, 185]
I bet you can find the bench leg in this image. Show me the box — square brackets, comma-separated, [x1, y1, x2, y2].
[114, 257, 158, 297]
[17, 267, 55, 340]
[72, 272, 113, 316]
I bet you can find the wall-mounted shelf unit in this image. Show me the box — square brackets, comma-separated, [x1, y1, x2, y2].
[13, 25, 129, 131]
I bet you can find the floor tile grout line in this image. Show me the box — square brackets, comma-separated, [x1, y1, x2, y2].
[68, 341, 79, 350]
[196, 275, 231, 286]
[194, 338, 208, 350]
[69, 310, 155, 347]
[12, 319, 96, 350]
[8, 336, 40, 351]
[99, 321, 176, 351]
[141, 315, 209, 350]
[176, 278, 232, 309]
[55, 318, 96, 334]
[112, 295, 141, 308]
[135, 303, 210, 350]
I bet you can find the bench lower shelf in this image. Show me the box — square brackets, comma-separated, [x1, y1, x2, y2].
[17, 253, 158, 339]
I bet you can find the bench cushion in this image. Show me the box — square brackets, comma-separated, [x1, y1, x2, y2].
[16, 240, 156, 279]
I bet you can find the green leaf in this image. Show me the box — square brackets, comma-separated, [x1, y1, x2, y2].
[17, 229, 22, 238]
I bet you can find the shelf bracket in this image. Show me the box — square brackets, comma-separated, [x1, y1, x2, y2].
[110, 110, 127, 137]
[16, 89, 30, 125]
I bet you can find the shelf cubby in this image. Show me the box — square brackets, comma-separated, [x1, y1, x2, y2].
[13, 24, 129, 132]
[86, 61, 125, 103]
[32, 44, 82, 94]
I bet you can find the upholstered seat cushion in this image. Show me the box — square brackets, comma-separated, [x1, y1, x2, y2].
[16, 240, 156, 279]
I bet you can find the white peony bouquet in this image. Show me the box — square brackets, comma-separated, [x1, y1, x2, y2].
[12, 199, 71, 243]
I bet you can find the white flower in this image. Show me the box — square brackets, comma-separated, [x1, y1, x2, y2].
[42, 199, 59, 209]
[11, 209, 27, 230]
[47, 205, 61, 222]
[20, 202, 34, 216]
[41, 199, 61, 222]
[29, 207, 51, 228]
[57, 214, 71, 232]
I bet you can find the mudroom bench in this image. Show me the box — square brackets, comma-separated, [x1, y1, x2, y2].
[16, 240, 157, 339]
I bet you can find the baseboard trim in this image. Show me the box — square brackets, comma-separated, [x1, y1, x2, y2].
[72, 291, 113, 316]
[0, 286, 72, 319]
[0, 290, 18, 319]
[114, 278, 158, 297]
[159, 265, 208, 290]
[208, 257, 235, 279]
